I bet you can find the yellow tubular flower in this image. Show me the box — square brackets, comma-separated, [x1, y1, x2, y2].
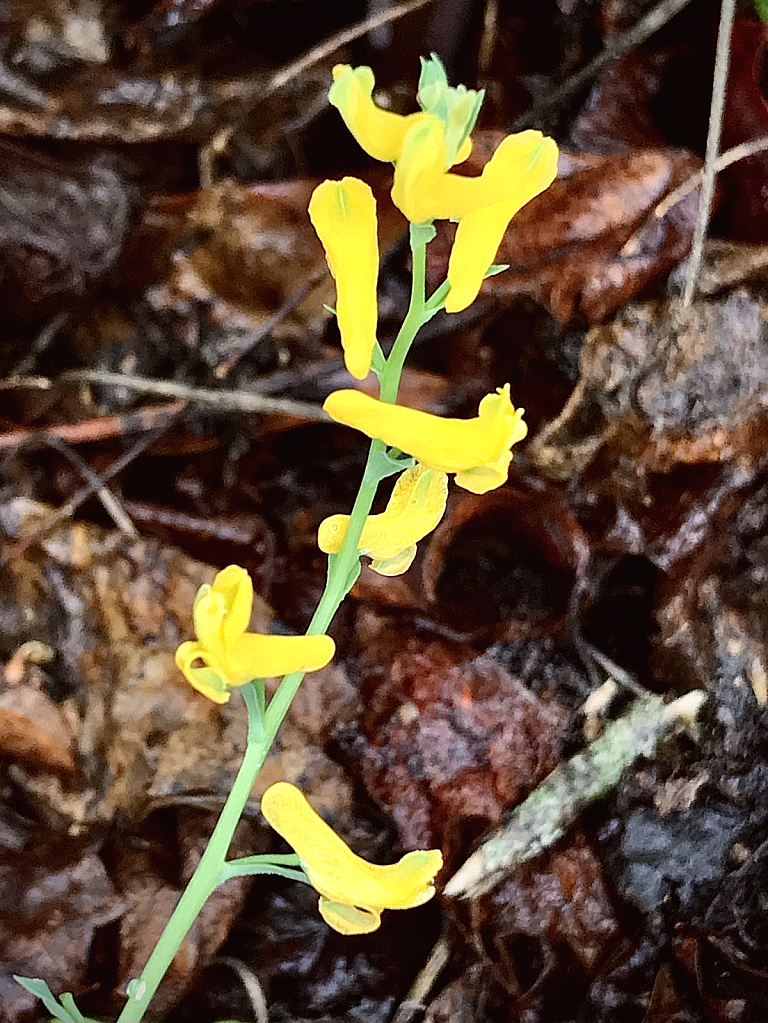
[324, 386, 527, 495]
[392, 123, 558, 227]
[318, 464, 449, 576]
[175, 566, 335, 704]
[329, 64, 429, 163]
[261, 782, 443, 935]
[309, 177, 378, 380]
[445, 133, 559, 312]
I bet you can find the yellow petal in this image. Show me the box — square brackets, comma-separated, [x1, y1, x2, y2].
[228, 632, 335, 685]
[174, 641, 230, 704]
[323, 387, 527, 491]
[261, 782, 442, 928]
[192, 584, 228, 668]
[309, 178, 378, 380]
[318, 465, 448, 575]
[445, 132, 559, 312]
[369, 545, 417, 576]
[210, 564, 254, 647]
[329, 64, 429, 163]
[318, 898, 381, 935]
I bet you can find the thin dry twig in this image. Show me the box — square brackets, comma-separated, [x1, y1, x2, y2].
[3, 371, 329, 421]
[654, 136, 768, 222]
[40, 435, 138, 537]
[478, 0, 500, 76]
[212, 958, 269, 1023]
[621, 135, 768, 258]
[0, 400, 186, 449]
[218, 265, 329, 377]
[203, 0, 433, 178]
[391, 936, 452, 1023]
[1, 417, 180, 563]
[264, 0, 432, 98]
[682, 0, 738, 305]
[510, 0, 697, 131]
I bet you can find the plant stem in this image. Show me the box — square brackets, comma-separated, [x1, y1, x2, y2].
[116, 683, 266, 1023]
[116, 225, 430, 1023]
[265, 223, 429, 739]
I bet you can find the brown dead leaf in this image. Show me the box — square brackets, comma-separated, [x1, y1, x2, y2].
[484, 836, 619, 973]
[0, 497, 364, 1019]
[721, 18, 768, 241]
[350, 628, 566, 849]
[114, 824, 252, 1017]
[351, 480, 589, 643]
[0, 842, 123, 1023]
[0, 703, 75, 777]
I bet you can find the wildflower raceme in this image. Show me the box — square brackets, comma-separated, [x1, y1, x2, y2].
[25, 57, 562, 1023]
[261, 782, 443, 934]
[175, 566, 335, 703]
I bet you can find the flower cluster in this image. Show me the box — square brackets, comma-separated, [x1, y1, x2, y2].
[312, 56, 558, 380]
[261, 782, 442, 934]
[171, 57, 558, 945]
[310, 58, 554, 574]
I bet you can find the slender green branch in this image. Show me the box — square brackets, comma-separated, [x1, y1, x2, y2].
[219, 862, 310, 884]
[265, 224, 431, 742]
[116, 683, 267, 1023]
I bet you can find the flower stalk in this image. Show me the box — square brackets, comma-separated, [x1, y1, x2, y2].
[23, 55, 559, 1023]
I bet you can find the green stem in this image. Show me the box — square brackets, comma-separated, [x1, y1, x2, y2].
[380, 224, 428, 404]
[264, 224, 429, 743]
[116, 225, 431, 1023]
[116, 684, 266, 1023]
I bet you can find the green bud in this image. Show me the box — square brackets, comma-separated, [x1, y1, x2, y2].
[417, 54, 485, 167]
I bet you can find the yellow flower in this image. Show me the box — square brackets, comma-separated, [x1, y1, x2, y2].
[175, 566, 335, 704]
[318, 464, 448, 576]
[324, 386, 527, 494]
[329, 64, 430, 163]
[391, 121, 558, 310]
[444, 132, 559, 312]
[308, 177, 378, 380]
[261, 781, 443, 935]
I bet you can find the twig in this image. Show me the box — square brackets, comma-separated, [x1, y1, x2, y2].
[510, 0, 696, 131]
[204, 0, 433, 176]
[391, 936, 451, 1023]
[40, 435, 138, 537]
[0, 400, 186, 449]
[478, 0, 500, 76]
[444, 691, 706, 900]
[218, 265, 328, 377]
[263, 0, 432, 97]
[3, 371, 329, 421]
[620, 135, 768, 258]
[212, 958, 268, 1023]
[9, 313, 68, 378]
[652, 136, 768, 223]
[682, 0, 739, 306]
[2, 418, 180, 563]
